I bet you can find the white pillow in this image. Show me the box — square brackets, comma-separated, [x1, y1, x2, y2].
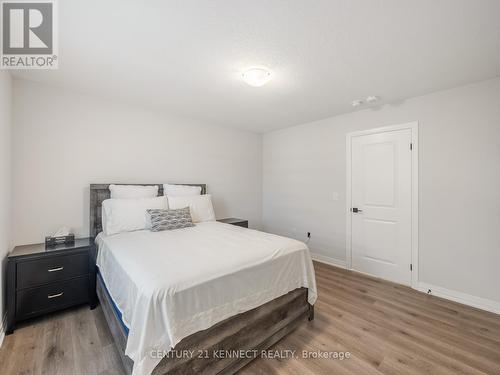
[102, 196, 167, 236]
[167, 194, 215, 223]
[163, 184, 202, 197]
[109, 184, 159, 199]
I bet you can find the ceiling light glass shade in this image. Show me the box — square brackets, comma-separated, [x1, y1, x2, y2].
[242, 68, 272, 87]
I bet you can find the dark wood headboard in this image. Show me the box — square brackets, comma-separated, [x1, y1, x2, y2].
[89, 183, 207, 239]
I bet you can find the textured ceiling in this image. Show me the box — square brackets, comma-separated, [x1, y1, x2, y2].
[13, 0, 500, 132]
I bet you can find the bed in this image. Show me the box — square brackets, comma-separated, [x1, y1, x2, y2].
[89, 183, 317, 375]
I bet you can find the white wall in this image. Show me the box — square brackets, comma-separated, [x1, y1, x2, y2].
[12, 79, 262, 244]
[0, 72, 12, 330]
[263, 77, 500, 304]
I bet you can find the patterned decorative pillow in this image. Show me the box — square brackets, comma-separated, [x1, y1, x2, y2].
[146, 207, 195, 232]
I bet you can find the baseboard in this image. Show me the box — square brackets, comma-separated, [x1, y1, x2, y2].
[310, 253, 347, 269]
[0, 313, 7, 348]
[418, 282, 500, 315]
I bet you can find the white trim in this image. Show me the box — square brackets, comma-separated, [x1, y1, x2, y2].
[345, 132, 352, 269]
[418, 282, 500, 315]
[345, 121, 419, 288]
[410, 124, 419, 288]
[310, 253, 347, 269]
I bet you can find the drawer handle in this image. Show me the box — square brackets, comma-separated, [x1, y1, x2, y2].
[48, 292, 64, 299]
[48, 267, 64, 272]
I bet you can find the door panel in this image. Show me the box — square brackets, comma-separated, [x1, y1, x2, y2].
[363, 219, 397, 264]
[351, 129, 412, 285]
[364, 142, 396, 207]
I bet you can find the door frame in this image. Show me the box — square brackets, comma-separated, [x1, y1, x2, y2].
[345, 122, 419, 288]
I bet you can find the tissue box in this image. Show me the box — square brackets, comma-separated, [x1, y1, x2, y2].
[45, 234, 75, 248]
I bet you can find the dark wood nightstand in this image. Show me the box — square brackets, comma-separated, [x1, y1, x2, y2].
[5, 238, 96, 334]
[217, 218, 248, 228]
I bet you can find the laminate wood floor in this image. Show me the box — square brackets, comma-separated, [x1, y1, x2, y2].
[1, 261, 499, 375]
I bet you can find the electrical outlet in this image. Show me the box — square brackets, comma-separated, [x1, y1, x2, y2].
[427, 289, 432, 294]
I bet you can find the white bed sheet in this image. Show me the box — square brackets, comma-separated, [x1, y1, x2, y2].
[96, 221, 317, 375]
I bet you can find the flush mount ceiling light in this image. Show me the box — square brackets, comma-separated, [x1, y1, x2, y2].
[242, 68, 272, 87]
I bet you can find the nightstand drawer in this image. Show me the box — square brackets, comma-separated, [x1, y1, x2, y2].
[17, 252, 89, 289]
[16, 277, 89, 319]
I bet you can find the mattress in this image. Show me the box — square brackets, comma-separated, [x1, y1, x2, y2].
[96, 221, 317, 375]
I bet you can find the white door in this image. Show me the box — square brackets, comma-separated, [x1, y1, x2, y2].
[350, 128, 413, 285]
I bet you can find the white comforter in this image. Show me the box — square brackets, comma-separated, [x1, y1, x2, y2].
[96, 221, 317, 375]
